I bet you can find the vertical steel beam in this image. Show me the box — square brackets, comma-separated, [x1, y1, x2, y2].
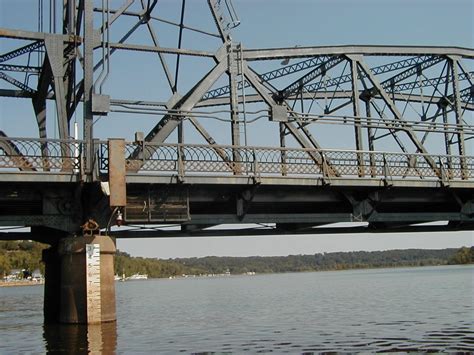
[442, 106, 452, 156]
[441, 105, 453, 175]
[32, 97, 50, 171]
[228, 43, 242, 174]
[449, 56, 468, 179]
[76, 0, 84, 36]
[45, 36, 69, 142]
[177, 120, 184, 144]
[83, 0, 94, 179]
[349, 57, 364, 176]
[32, 97, 47, 139]
[33, 57, 52, 142]
[364, 100, 376, 177]
[228, 43, 240, 146]
[279, 122, 287, 176]
[64, 0, 76, 34]
[64, 0, 77, 128]
[174, 0, 186, 93]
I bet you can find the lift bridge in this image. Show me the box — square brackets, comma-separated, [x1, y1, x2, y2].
[0, 0, 473, 242]
[0, 0, 473, 324]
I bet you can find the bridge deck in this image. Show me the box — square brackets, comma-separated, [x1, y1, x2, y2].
[0, 137, 473, 238]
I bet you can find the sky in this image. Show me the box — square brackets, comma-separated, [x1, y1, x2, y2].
[116, 229, 473, 259]
[0, 0, 473, 258]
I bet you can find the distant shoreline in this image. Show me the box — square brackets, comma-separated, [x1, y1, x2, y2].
[0, 280, 44, 287]
[3, 264, 473, 287]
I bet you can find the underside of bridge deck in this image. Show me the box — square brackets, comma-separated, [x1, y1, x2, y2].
[0, 179, 472, 241]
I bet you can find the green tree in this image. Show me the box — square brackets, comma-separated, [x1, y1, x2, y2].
[449, 246, 474, 265]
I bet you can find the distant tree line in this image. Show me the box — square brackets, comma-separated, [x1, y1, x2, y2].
[173, 248, 467, 276]
[1, 241, 473, 279]
[0, 240, 47, 276]
[115, 250, 203, 278]
[448, 246, 474, 265]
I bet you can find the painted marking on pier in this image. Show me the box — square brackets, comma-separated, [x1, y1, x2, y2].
[86, 243, 101, 323]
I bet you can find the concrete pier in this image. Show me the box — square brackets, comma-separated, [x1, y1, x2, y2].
[42, 244, 61, 323]
[43, 235, 116, 324]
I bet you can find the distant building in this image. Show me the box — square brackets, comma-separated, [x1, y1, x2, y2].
[31, 269, 43, 281]
[5, 269, 22, 281]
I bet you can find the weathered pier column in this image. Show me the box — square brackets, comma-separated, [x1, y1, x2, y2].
[42, 244, 62, 323]
[58, 235, 116, 324]
[43, 235, 116, 324]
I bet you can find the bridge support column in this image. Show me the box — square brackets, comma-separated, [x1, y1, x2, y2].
[42, 235, 116, 324]
[42, 244, 61, 323]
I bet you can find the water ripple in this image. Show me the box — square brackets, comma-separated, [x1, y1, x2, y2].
[1, 265, 473, 353]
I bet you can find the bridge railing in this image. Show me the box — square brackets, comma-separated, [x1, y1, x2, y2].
[96, 141, 473, 182]
[0, 136, 84, 173]
[1, 137, 472, 183]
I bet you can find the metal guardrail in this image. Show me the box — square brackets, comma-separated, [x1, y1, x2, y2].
[104, 141, 473, 182]
[0, 137, 472, 182]
[0, 137, 83, 172]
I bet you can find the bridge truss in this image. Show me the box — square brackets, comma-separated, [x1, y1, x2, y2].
[0, 0, 473, 240]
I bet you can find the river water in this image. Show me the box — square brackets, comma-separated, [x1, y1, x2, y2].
[1, 265, 473, 353]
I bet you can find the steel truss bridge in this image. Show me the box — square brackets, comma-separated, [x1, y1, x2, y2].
[0, 0, 473, 241]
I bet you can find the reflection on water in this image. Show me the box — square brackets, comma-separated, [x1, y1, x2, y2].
[43, 322, 117, 354]
[115, 265, 474, 353]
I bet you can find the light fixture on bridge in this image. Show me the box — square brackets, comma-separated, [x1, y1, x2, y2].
[116, 209, 124, 227]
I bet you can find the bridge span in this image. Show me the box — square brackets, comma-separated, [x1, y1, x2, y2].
[0, 0, 473, 324]
[1, 137, 473, 240]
